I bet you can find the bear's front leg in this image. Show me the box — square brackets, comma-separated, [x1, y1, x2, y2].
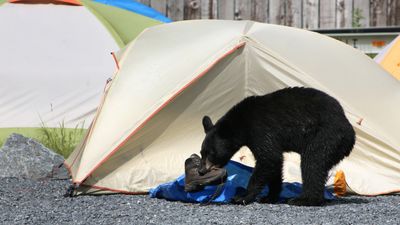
[231, 168, 264, 205]
[231, 159, 282, 205]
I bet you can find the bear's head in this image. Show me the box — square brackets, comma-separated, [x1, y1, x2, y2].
[199, 116, 239, 175]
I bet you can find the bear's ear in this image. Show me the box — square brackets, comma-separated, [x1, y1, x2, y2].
[202, 116, 214, 133]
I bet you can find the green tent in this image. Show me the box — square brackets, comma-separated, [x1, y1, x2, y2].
[0, 0, 169, 144]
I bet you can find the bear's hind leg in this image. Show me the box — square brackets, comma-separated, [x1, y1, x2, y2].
[288, 139, 334, 206]
[287, 154, 328, 206]
[288, 129, 354, 206]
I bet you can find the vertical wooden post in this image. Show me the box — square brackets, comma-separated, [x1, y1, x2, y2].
[235, 0, 253, 20]
[320, 0, 336, 28]
[200, 0, 217, 19]
[303, 0, 319, 29]
[269, 0, 286, 25]
[388, 0, 395, 25]
[353, 0, 370, 27]
[217, 0, 235, 20]
[336, 0, 353, 28]
[253, 0, 269, 22]
[136, 0, 150, 6]
[370, 0, 387, 27]
[286, 0, 302, 27]
[387, 0, 400, 26]
[184, 0, 201, 19]
[167, 0, 184, 21]
[151, 0, 167, 16]
[395, 0, 400, 26]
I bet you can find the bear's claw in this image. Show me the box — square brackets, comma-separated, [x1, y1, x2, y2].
[231, 195, 255, 205]
[259, 195, 279, 204]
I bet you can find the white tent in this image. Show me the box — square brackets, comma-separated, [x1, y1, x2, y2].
[0, 0, 166, 129]
[66, 20, 400, 196]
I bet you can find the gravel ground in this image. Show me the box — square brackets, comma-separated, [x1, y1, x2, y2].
[0, 178, 399, 225]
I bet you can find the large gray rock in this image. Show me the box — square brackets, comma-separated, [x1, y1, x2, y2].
[0, 133, 69, 180]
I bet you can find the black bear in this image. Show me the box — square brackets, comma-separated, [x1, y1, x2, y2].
[199, 87, 355, 206]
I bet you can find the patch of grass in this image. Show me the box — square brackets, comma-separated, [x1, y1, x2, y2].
[0, 124, 86, 158]
[38, 121, 86, 158]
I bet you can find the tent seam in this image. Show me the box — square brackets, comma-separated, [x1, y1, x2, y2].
[244, 38, 249, 97]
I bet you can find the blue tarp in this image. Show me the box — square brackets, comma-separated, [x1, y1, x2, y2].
[149, 160, 335, 204]
[93, 0, 172, 23]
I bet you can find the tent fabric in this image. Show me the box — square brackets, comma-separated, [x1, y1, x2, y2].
[8, 0, 81, 5]
[65, 20, 400, 196]
[374, 35, 400, 80]
[149, 160, 335, 203]
[93, 0, 171, 23]
[0, 0, 168, 129]
[82, 0, 165, 47]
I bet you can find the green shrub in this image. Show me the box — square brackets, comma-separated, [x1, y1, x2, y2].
[352, 8, 364, 28]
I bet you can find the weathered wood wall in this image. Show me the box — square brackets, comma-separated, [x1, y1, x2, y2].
[137, 0, 400, 28]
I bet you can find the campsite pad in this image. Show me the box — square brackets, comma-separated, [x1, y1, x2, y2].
[150, 160, 335, 204]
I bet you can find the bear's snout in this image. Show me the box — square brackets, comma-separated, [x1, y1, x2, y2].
[198, 167, 207, 176]
[198, 160, 209, 175]
[198, 157, 218, 175]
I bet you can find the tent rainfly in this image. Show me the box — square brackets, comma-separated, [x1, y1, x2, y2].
[374, 35, 400, 80]
[0, 0, 169, 129]
[65, 20, 400, 196]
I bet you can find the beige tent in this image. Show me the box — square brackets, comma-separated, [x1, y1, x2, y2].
[65, 20, 400, 196]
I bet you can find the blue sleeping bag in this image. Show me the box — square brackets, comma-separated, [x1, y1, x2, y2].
[149, 160, 335, 203]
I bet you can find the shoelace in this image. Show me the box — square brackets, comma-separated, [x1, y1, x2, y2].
[200, 175, 226, 206]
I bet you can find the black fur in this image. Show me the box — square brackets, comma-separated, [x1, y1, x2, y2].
[199, 87, 355, 206]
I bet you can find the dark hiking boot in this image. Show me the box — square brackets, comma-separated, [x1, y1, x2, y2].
[184, 154, 227, 192]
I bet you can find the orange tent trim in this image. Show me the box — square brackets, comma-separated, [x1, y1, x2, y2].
[8, 0, 81, 6]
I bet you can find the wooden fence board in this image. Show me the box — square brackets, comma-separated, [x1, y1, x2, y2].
[370, 0, 387, 27]
[320, 0, 336, 28]
[336, 0, 353, 28]
[394, 0, 400, 26]
[184, 0, 201, 20]
[151, 0, 167, 16]
[286, 0, 302, 27]
[269, 0, 285, 25]
[167, 0, 184, 21]
[387, 0, 396, 25]
[201, 0, 217, 19]
[217, 0, 234, 20]
[136, 0, 150, 6]
[303, 0, 319, 29]
[235, 0, 252, 20]
[353, 0, 370, 27]
[253, 0, 268, 22]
